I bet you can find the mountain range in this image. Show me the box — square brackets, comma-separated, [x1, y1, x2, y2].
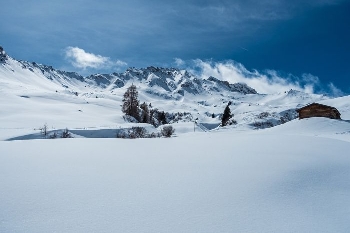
[1, 46, 349, 139]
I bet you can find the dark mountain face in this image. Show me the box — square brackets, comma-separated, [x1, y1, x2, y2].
[82, 67, 258, 95]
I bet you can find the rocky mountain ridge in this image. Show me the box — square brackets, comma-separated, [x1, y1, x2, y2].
[1, 47, 257, 97]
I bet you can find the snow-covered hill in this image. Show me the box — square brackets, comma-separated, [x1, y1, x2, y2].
[0, 48, 336, 140]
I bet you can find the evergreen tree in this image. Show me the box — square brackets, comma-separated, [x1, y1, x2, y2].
[150, 108, 157, 127]
[122, 84, 140, 121]
[159, 111, 167, 125]
[221, 102, 232, 126]
[140, 102, 150, 123]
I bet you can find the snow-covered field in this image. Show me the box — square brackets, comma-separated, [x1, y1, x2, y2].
[1, 127, 350, 233]
[1, 51, 350, 232]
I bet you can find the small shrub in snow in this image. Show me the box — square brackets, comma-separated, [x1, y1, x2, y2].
[279, 109, 298, 124]
[61, 128, 72, 138]
[161, 126, 175, 138]
[149, 132, 161, 138]
[49, 132, 58, 139]
[258, 112, 270, 119]
[251, 121, 274, 129]
[116, 127, 149, 139]
[130, 126, 147, 138]
[116, 130, 128, 139]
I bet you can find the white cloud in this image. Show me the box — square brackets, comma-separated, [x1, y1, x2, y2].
[174, 58, 185, 67]
[65, 47, 127, 70]
[116, 59, 128, 67]
[300, 73, 320, 93]
[328, 82, 344, 97]
[302, 73, 320, 85]
[190, 60, 319, 94]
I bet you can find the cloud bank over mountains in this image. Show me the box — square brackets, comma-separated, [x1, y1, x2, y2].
[61, 46, 344, 96]
[182, 59, 344, 96]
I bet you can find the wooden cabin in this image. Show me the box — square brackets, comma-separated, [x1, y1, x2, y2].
[297, 103, 341, 120]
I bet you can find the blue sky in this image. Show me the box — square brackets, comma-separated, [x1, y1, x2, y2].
[1, 0, 349, 95]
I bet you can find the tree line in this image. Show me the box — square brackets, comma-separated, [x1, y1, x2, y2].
[122, 84, 236, 129]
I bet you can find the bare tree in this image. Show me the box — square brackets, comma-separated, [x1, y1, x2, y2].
[40, 123, 48, 137]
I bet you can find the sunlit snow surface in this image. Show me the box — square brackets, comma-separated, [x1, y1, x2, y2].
[1, 132, 350, 232]
[1, 55, 350, 232]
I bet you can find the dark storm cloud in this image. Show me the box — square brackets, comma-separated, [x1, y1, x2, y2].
[3, 0, 344, 48]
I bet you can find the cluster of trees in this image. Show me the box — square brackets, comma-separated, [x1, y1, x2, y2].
[121, 84, 175, 137]
[122, 84, 174, 127]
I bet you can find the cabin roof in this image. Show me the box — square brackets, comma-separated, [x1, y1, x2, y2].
[297, 103, 340, 113]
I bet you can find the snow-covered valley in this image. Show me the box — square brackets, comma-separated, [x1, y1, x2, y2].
[1, 48, 350, 232]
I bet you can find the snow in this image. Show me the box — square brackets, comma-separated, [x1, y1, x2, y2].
[1, 133, 350, 232]
[1, 52, 350, 232]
